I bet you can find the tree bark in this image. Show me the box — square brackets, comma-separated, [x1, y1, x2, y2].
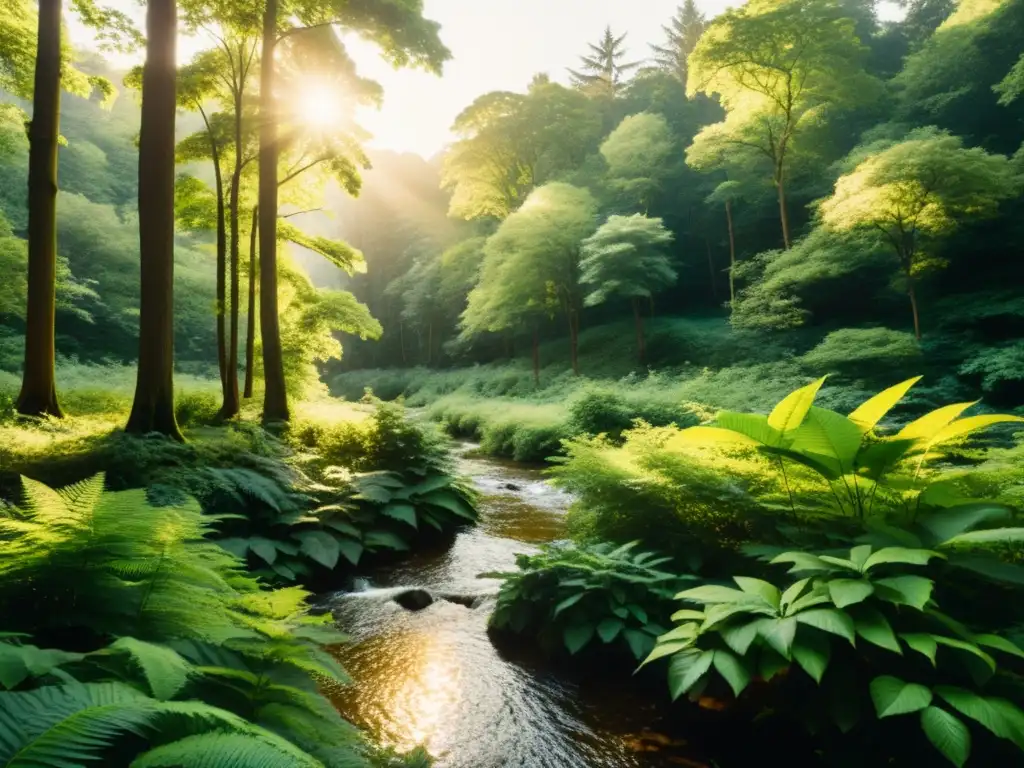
[243, 204, 258, 399]
[907, 274, 922, 341]
[568, 308, 580, 376]
[126, 0, 182, 440]
[777, 167, 791, 249]
[258, 0, 289, 423]
[725, 200, 737, 306]
[223, 90, 244, 418]
[17, 0, 63, 418]
[632, 297, 646, 366]
[531, 327, 540, 387]
[206, 125, 228, 401]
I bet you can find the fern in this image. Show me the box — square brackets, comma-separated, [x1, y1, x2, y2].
[129, 731, 323, 768]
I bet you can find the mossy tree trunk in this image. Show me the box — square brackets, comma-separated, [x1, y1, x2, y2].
[17, 0, 63, 419]
[243, 204, 258, 399]
[126, 0, 182, 441]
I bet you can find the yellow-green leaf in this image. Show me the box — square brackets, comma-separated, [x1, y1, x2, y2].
[768, 376, 828, 434]
[848, 376, 922, 433]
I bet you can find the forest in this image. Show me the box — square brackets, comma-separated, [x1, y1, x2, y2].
[3, 0, 1024, 766]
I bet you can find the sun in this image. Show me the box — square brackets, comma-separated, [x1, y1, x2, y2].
[295, 82, 345, 129]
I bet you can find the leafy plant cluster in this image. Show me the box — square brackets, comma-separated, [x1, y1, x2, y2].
[644, 544, 1024, 767]
[483, 541, 695, 662]
[0, 473, 378, 766]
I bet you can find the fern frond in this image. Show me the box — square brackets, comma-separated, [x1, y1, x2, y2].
[130, 731, 325, 768]
[102, 638, 193, 701]
[0, 642, 84, 690]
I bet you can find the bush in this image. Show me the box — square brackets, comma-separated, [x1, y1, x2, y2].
[174, 389, 222, 427]
[800, 327, 923, 379]
[959, 341, 1024, 407]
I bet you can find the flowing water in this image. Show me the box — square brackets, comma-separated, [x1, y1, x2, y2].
[323, 444, 704, 768]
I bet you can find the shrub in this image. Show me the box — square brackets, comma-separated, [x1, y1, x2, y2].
[959, 341, 1024, 406]
[644, 543, 1024, 766]
[174, 389, 222, 427]
[485, 541, 696, 660]
[801, 328, 922, 379]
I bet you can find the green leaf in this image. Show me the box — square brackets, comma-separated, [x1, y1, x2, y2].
[554, 592, 586, 617]
[789, 406, 863, 477]
[292, 530, 340, 569]
[902, 633, 938, 665]
[779, 578, 811, 612]
[794, 609, 856, 644]
[933, 636, 995, 673]
[422, 490, 476, 521]
[870, 675, 933, 717]
[640, 639, 691, 666]
[626, 603, 648, 624]
[917, 503, 1013, 545]
[667, 649, 714, 700]
[920, 706, 971, 768]
[770, 552, 833, 573]
[828, 579, 874, 608]
[945, 528, 1024, 545]
[322, 518, 361, 538]
[670, 609, 705, 622]
[972, 633, 1024, 660]
[898, 402, 979, 441]
[336, 538, 363, 566]
[733, 577, 781, 609]
[855, 607, 901, 653]
[563, 623, 595, 655]
[712, 649, 751, 697]
[930, 413, 1024, 448]
[248, 537, 279, 565]
[792, 630, 831, 684]
[597, 618, 625, 643]
[675, 584, 750, 604]
[863, 547, 942, 571]
[758, 648, 790, 682]
[364, 530, 410, 551]
[106, 638, 191, 701]
[759, 617, 797, 659]
[874, 576, 934, 610]
[382, 502, 418, 528]
[719, 620, 761, 656]
[623, 629, 655, 660]
[849, 544, 874, 569]
[716, 412, 783, 446]
[848, 377, 922, 433]
[767, 376, 827, 434]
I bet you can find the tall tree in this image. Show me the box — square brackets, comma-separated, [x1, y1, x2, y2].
[580, 214, 677, 364]
[649, 0, 707, 84]
[688, 0, 877, 248]
[600, 112, 677, 213]
[126, 0, 182, 439]
[568, 26, 641, 99]
[462, 183, 597, 376]
[820, 128, 1017, 339]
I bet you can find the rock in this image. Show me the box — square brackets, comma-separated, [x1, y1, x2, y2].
[504, 482, 521, 491]
[437, 593, 480, 609]
[393, 588, 434, 611]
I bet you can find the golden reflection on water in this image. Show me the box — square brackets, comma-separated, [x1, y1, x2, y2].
[389, 633, 461, 753]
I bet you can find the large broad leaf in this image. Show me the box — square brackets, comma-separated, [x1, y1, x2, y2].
[855, 607, 901, 653]
[862, 547, 942, 571]
[715, 412, 785, 446]
[897, 402, 979, 442]
[364, 530, 410, 551]
[902, 633, 938, 665]
[870, 676, 933, 717]
[292, 530, 341, 570]
[641, 640, 692, 666]
[553, 592, 586, 617]
[951, 555, 1024, 586]
[336, 538, 363, 566]
[770, 552, 833, 573]
[794, 609, 857, 644]
[789, 407, 863, 478]
[848, 377, 922, 434]
[792, 630, 831, 684]
[733, 577, 781, 609]
[596, 618, 625, 643]
[674, 425, 761, 446]
[929, 414, 1024, 448]
[667, 650, 714, 701]
[106, 638, 192, 701]
[759, 617, 797, 659]
[920, 706, 971, 768]
[712, 649, 751, 697]
[935, 687, 1024, 745]
[675, 584, 751, 604]
[623, 629, 655, 660]
[874, 576, 934, 611]
[248, 537, 279, 566]
[767, 376, 828, 434]
[421, 491, 476, 521]
[382, 503, 418, 529]
[827, 579, 874, 609]
[0, 644, 83, 690]
[917, 503, 1013, 545]
[945, 528, 1024, 546]
[972, 634, 1024, 660]
[563, 623, 595, 655]
[856, 438, 919, 481]
[932, 637, 995, 674]
[719, 621, 761, 656]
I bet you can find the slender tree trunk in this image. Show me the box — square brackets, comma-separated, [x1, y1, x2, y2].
[208, 134, 227, 400]
[243, 205, 258, 399]
[17, 0, 63, 418]
[427, 321, 433, 366]
[725, 200, 736, 306]
[258, 0, 289, 423]
[126, 0, 182, 440]
[568, 308, 580, 376]
[223, 132, 242, 416]
[776, 166, 791, 249]
[531, 327, 540, 387]
[632, 297, 646, 366]
[907, 273, 922, 341]
[705, 236, 718, 301]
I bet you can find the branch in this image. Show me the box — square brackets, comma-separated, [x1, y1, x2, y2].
[279, 208, 323, 218]
[275, 21, 338, 47]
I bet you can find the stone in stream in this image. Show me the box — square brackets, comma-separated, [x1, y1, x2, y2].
[503, 482, 521, 491]
[392, 588, 434, 611]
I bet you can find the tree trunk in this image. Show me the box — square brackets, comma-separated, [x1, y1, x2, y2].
[258, 0, 289, 423]
[243, 204, 258, 399]
[531, 327, 540, 387]
[126, 0, 182, 440]
[705, 236, 718, 301]
[427, 321, 433, 366]
[568, 309, 580, 376]
[17, 0, 63, 418]
[725, 200, 736, 306]
[208, 130, 227, 403]
[223, 122, 243, 416]
[907, 274, 922, 341]
[777, 167, 792, 249]
[632, 297, 646, 365]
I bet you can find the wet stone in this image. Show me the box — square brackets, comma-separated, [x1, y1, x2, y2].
[392, 588, 434, 611]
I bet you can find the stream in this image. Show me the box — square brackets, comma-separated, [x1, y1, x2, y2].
[322, 444, 705, 768]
